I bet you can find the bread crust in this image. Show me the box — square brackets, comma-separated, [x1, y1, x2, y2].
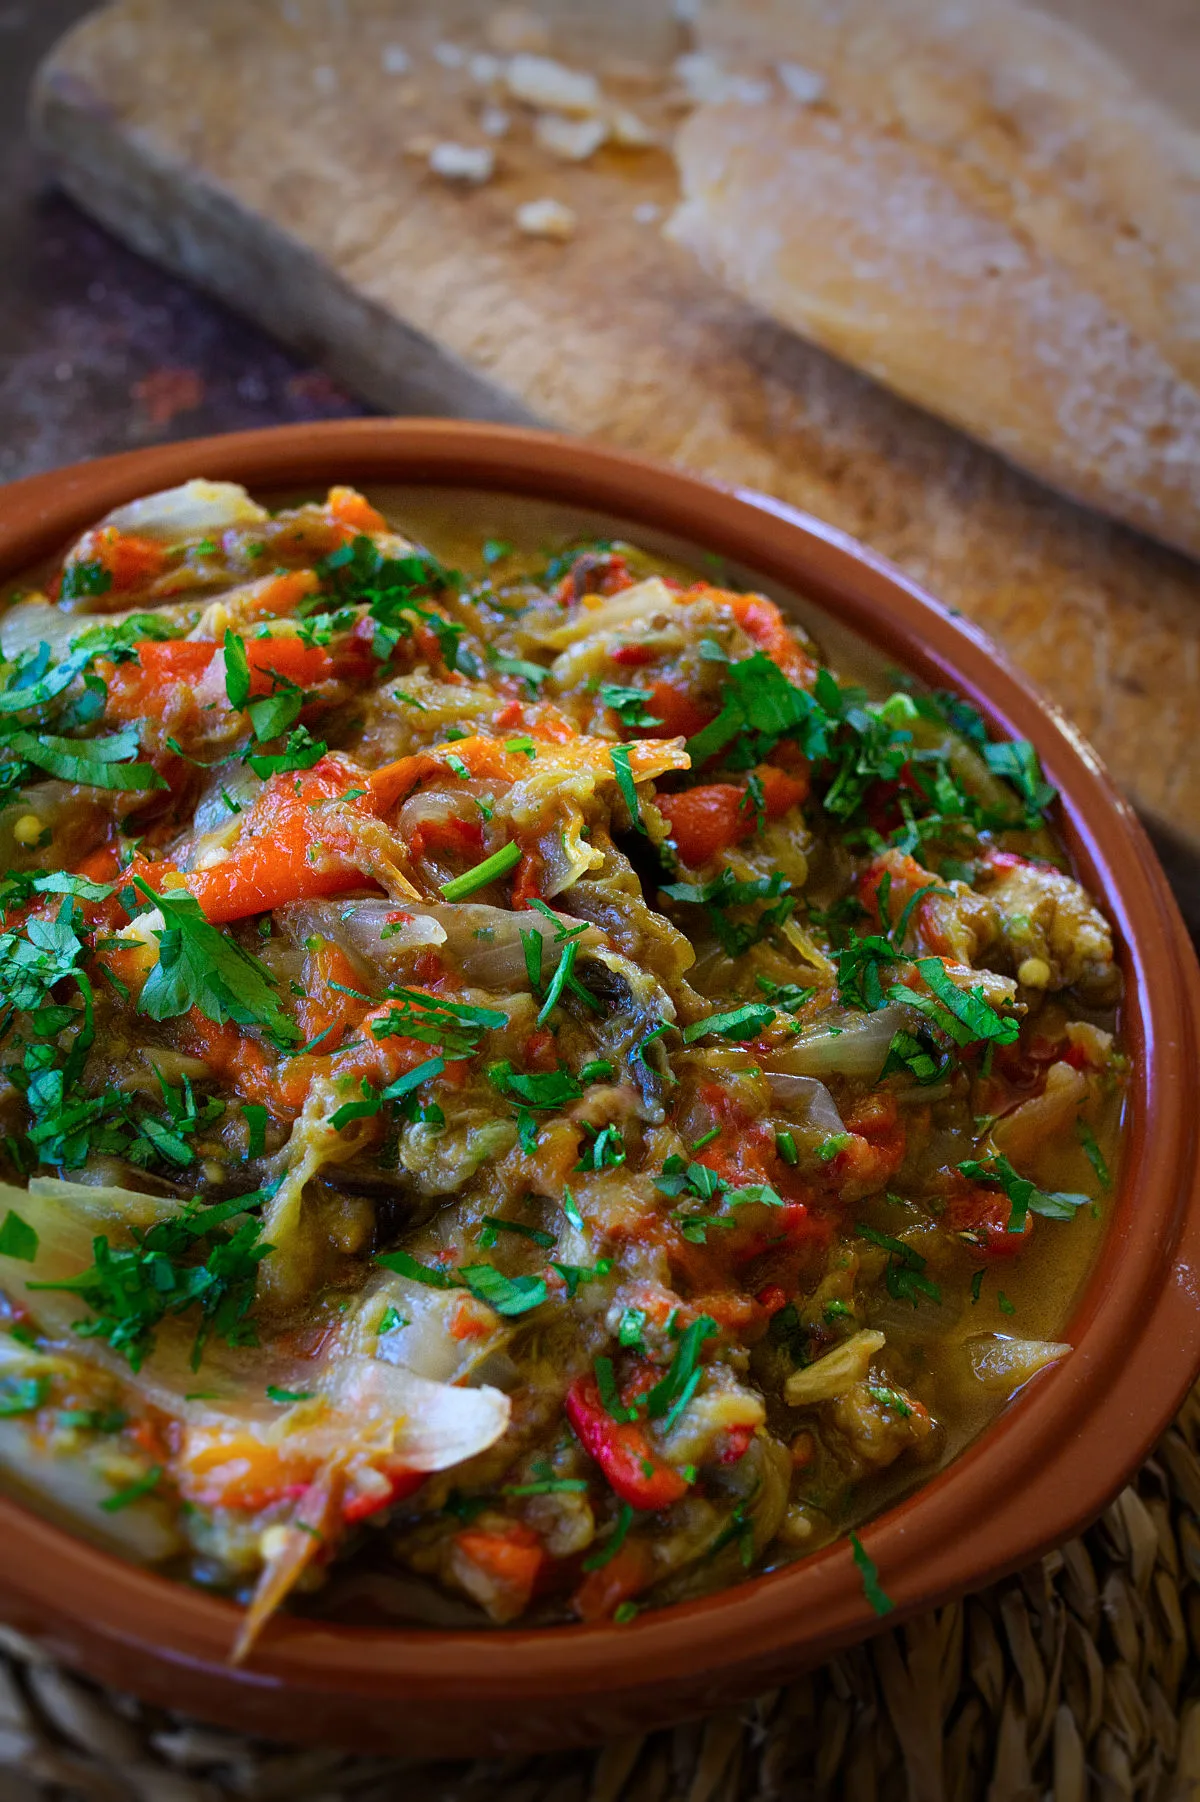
[672, 0, 1200, 559]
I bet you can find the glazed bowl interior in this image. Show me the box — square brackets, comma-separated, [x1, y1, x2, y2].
[0, 421, 1197, 1757]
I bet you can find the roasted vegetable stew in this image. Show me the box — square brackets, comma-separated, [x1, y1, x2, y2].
[0, 481, 1122, 1645]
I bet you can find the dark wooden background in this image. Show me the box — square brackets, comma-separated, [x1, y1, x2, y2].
[0, 0, 369, 487]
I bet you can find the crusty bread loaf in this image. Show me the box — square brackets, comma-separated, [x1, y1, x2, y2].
[670, 0, 1200, 560]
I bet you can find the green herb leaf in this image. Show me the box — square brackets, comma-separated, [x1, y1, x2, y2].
[682, 1003, 774, 1044]
[850, 1530, 894, 1615]
[458, 1264, 547, 1317]
[600, 683, 663, 728]
[609, 743, 643, 833]
[375, 1249, 459, 1289]
[0, 1210, 38, 1261]
[1077, 1120, 1111, 1188]
[100, 1465, 163, 1513]
[265, 1384, 313, 1405]
[439, 841, 522, 901]
[134, 881, 298, 1048]
[7, 728, 167, 793]
[956, 1153, 1089, 1233]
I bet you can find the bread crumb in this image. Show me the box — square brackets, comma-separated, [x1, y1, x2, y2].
[633, 202, 662, 225]
[469, 52, 503, 86]
[487, 7, 551, 55]
[429, 142, 496, 184]
[507, 53, 602, 116]
[777, 62, 825, 105]
[480, 106, 512, 139]
[536, 113, 609, 162]
[380, 44, 410, 77]
[672, 53, 771, 107]
[433, 42, 466, 70]
[610, 108, 657, 149]
[516, 197, 577, 240]
[405, 133, 438, 158]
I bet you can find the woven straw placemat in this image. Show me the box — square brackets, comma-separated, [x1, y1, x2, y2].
[3, 1392, 1198, 1802]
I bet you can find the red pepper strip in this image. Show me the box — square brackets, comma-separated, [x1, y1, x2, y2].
[58, 527, 170, 600]
[658, 762, 809, 867]
[341, 1466, 424, 1525]
[243, 635, 334, 694]
[564, 1373, 688, 1512]
[104, 641, 218, 721]
[185, 755, 382, 923]
[715, 588, 818, 686]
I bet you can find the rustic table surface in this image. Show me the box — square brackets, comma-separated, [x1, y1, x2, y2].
[0, 0, 368, 487]
[5, 0, 1200, 937]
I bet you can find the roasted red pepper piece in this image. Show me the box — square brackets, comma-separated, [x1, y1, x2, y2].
[564, 1373, 689, 1512]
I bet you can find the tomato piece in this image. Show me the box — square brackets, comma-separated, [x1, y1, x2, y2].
[341, 1467, 425, 1525]
[185, 757, 382, 922]
[943, 1183, 1034, 1256]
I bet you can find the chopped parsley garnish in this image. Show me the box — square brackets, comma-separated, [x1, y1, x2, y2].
[265, 1385, 313, 1405]
[99, 1465, 163, 1513]
[849, 1531, 894, 1616]
[376, 1250, 548, 1317]
[857, 1223, 941, 1307]
[315, 535, 467, 668]
[582, 1500, 634, 1570]
[956, 1154, 1088, 1234]
[0, 1210, 38, 1262]
[439, 841, 521, 900]
[132, 880, 298, 1049]
[60, 559, 114, 601]
[489, 1064, 583, 1109]
[0, 1376, 48, 1417]
[682, 1003, 774, 1044]
[1077, 1120, 1110, 1188]
[28, 1194, 272, 1372]
[536, 938, 601, 1026]
[609, 743, 643, 832]
[371, 989, 506, 1058]
[618, 1306, 647, 1350]
[492, 653, 548, 692]
[600, 683, 663, 728]
[657, 1154, 782, 1242]
[664, 869, 794, 958]
[644, 1315, 718, 1430]
[478, 1216, 556, 1251]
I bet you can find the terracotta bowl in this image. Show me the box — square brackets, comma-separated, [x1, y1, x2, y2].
[1, 420, 1198, 1757]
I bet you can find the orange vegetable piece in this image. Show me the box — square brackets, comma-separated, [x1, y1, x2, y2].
[659, 761, 809, 867]
[297, 941, 370, 1052]
[452, 1523, 545, 1622]
[645, 678, 715, 741]
[326, 485, 388, 536]
[103, 640, 216, 721]
[717, 588, 817, 685]
[184, 757, 380, 923]
[243, 635, 334, 694]
[573, 1539, 654, 1623]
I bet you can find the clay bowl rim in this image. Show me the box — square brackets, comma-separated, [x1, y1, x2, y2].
[0, 418, 1197, 1718]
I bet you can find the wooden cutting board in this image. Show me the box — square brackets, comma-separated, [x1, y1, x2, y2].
[29, 0, 1200, 919]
